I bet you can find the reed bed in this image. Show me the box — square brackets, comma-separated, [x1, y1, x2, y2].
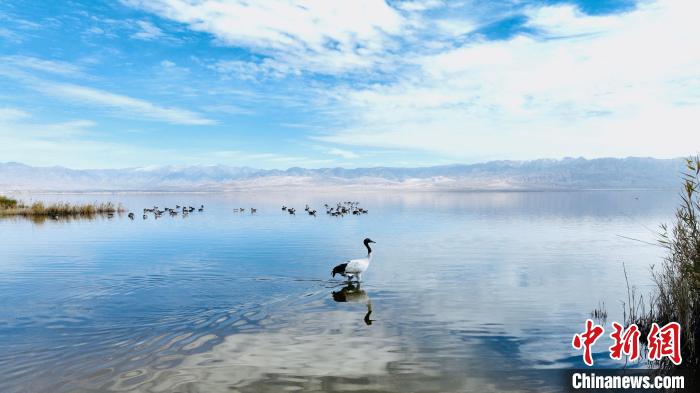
[0, 195, 18, 209]
[0, 196, 124, 218]
[625, 155, 700, 374]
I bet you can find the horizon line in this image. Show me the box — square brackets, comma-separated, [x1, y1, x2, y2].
[0, 156, 687, 172]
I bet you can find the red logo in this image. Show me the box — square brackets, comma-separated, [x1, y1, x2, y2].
[609, 322, 640, 361]
[573, 320, 682, 366]
[647, 322, 682, 365]
[572, 319, 605, 366]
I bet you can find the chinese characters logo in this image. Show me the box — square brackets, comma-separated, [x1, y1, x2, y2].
[572, 319, 681, 366]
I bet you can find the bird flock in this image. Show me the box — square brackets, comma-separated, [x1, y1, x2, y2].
[123, 201, 369, 220]
[134, 204, 205, 219]
[232, 207, 257, 214]
[282, 201, 368, 217]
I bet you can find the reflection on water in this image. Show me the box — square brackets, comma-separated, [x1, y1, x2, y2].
[0, 212, 126, 224]
[0, 190, 679, 392]
[332, 283, 374, 325]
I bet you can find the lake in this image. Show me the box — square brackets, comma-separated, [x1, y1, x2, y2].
[0, 190, 678, 392]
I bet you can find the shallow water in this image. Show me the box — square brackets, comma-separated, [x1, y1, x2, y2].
[0, 190, 678, 392]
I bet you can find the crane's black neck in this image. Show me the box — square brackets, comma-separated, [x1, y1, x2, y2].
[365, 242, 372, 255]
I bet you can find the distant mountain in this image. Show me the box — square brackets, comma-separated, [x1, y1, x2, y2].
[0, 157, 686, 192]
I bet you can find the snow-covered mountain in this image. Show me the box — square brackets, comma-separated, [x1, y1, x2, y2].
[0, 157, 686, 192]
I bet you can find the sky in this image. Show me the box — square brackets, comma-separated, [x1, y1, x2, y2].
[0, 0, 698, 169]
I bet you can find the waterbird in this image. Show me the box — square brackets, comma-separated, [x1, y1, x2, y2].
[251, 208, 257, 214]
[128, 212, 135, 220]
[331, 238, 375, 282]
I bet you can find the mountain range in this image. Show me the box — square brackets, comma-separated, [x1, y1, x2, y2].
[0, 157, 687, 192]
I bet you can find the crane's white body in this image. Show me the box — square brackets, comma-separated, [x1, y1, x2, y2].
[332, 238, 375, 282]
[343, 254, 371, 279]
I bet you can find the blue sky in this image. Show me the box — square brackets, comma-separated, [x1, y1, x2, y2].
[0, 0, 697, 169]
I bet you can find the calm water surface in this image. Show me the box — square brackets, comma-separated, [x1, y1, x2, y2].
[0, 191, 678, 392]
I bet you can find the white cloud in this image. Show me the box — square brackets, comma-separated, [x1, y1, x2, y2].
[326, 147, 359, 159]
[0, 55, 84, 77]
[0, 56, 214, 126]
[0, 107, 30, 123]
[201, 104, 254, 115]
[38, 82, 216, 125]
[0, 126, 173, 169]
[0, 111, 322, 169]
[315, 0, 700, 161]
[0, 27, 22, 43]
[396, 0, 445, 12]
[122, 0, 406, 74]
[208, 58, 294, 80]
[131, 20, 164, 40]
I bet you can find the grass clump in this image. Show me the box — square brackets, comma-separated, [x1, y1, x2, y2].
[626, 155, 700, 373]
[0, 195, 18, 209]
[0, 196, 124, 219]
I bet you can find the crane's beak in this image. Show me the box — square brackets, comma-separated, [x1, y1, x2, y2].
[369, 240, 376, 243]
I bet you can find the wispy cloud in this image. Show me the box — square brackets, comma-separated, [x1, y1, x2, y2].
[122, 0, 406, 75]
[0, 58, 216, 126]
[314, 0, 700, 160]
[326, 147, 359, 159]
[0, 119, 174, 169]
[130, 20, 164, 40]
[2, 0, 697, 169]
[207, 59, 294, 81]
[0, 107, 30, 122]
[39, 82, 216, 125]
[0, 55, 84, 77]
[201, 104, 254, 116]
[0, 110, 321, 168]
[0, 27, 22, 43]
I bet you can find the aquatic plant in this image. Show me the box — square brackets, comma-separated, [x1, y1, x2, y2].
[626, 155, 700, 373]
[590, 300, 608, 323]
[0, 195, 18, 209]
[0, 199, 124, 218]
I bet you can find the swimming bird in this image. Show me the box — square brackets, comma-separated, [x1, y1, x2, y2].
[128, 212, 135, 220]
[331, 238, 375, 282]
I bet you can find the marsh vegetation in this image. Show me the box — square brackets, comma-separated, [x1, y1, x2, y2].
[0, 196, 124, 219]
[625, 156, 700, 373]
